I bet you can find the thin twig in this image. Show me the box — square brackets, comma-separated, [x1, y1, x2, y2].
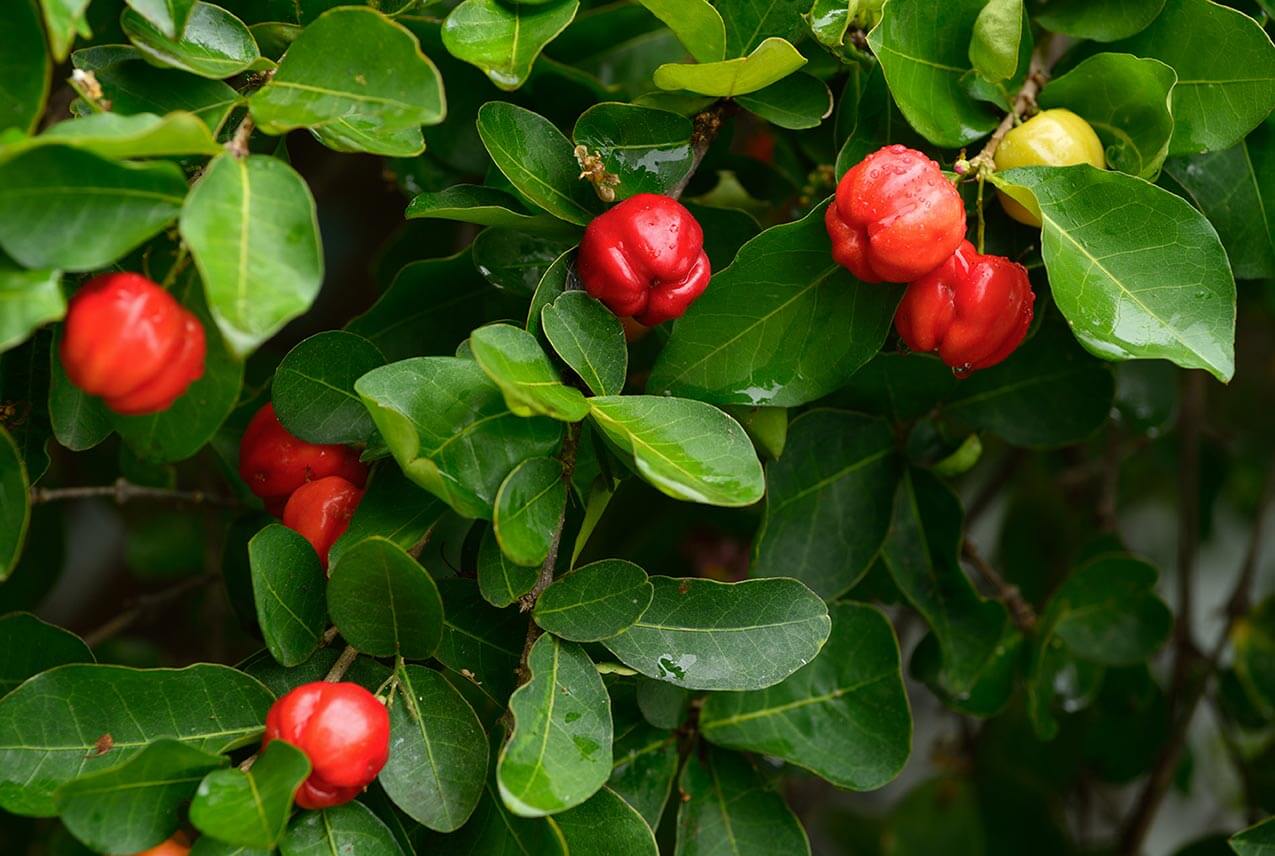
[961, 540, 1036, 632]
[324, 645, 360, 682]
[82, 573, 218, 647]
[967, 35, 1068, 171]
[225, 113, 255, 158]
[31, 478, 239, 508]
[668, 101, 737, 200]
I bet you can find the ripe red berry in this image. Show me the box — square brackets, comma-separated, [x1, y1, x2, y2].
[263, 681, 389, 810]
[577, 193, 711, 326]
[283, 476, 363, 571]
[826, 144, 967, 283]
[238, 404, 367, 513]
[894, 240, 1035, 374]
[59, 273, 206, 415]
[134, 833, 190, 856]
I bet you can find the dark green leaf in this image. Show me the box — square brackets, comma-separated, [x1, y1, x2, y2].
[885, 776, 984, 854]
[718, 0, 805, 56]
[676, 749, 809, 856]
[653, 37, 806, 97]
[635, 0, 725, 62]
[249, 524, 327, 667]
[0, 612, 92, 697]
[573, 102, 694, 198]
[735, 73, 833, 130]
[442, 0, 580, 91]
[0, 0, 51, 134]
[2, 111, 223, 162]
[526, 248, 576, 337]
[189, 741, 308, 849]
[1031, 0, 1165, 40]
[75, 56, 239, 132]
[1041, 555, 1173, 665]
[471, 323, 590, 421]
[238, 647, 390, 699]
[330, 464, 445, 569]
[123, 1, 260, 79]
[478, 526, 538, 608]
[547, 786, 659, 855]
[436, 579, 527, 708]
[279, 799, 404, 855]
[427, 784, 565, 855]
[125, 0, 196, 39]
[541, 291, 627, 397]
[1231, 816, 1275, 855]
[494, 457, 567, 568]
[0, 427, 30, 582]
[273, 331, 384, 446]
[534, 559, 653, 642]
[407, 185, 570, 233]
[328, 537, 444, 659]
[1234, 596, 1275, 718]
[609, 719, 677, 827]
[472, 228, 576, 297]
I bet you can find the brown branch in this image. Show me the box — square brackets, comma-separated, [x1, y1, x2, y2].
[82, 573, 218, 647]
[324, 645, 360, 682]
[962, 540, 1036, 632]
[225, 113, 255, 159]
[966, 35, 1070, 173]
[31, 478, 239, 509]
[668, 101, 737, 200]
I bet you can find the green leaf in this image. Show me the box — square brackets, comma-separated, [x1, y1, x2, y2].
[311, 119, 424, 158]
[330, 465, 445, 569]
[547, 786, 659, 855]
[0, 146, 184, 271]
[635, 0, 725, 62]
[527, 248, 576, 337]
[273, 331, 384, 446]
[753, 410, 898, 599]
[40, 0, 92, 61]
[442, 0, 579, 91]
[0, 663, 272, 816]
[700, 601, 911, 790]
[1032, 0, 1165, 40]
[47, 333, 110, 447]
[497, 634, 613, 817]
[541, 291, 627, 397]
[380, 664, 487, 833]
[572, 102, 694, 199]
[608, 719, 677, 827]
[1232, 596, 1275, 718]
[470, 323, 591, 422]
[602, 576, 830, 691]
[867, 0, 998, 147]
[238, 647, 390, 701]
[180, 153, 323, 359]
[0, 613, 92, 697]
[58, 739, 226, 854]
[250, 7, 445, 136]
[970, 0, 1022, 84]
[494, 457, 567, 568]
[477, 102, 604, 226]
[0, 428, 30, 584]
[279, 800, 404, 856]
[886, 776, 985, 854]
[427, 784, 565, 855]
[436, 579, 527, 708]
[534, 559, 654, 642]
[1102, 0, 1275, 155]
[717, 0, 806, 57]
[473, 228, 577, 298]
[357, 356, 564, 519]
[74, 55, 240, 132]
[1038, 53, 1176, 179]
[123, 1, 260, 79]
[0, 257, 61, 355]
[0, 335, 52, 483]
[1231, 816, 1275, 855]
[189, 741, 309, 849]
[676, 749, 809, 856]
[249, 524, 327, 667]
[190, 839, 271, 856]
[478, 526, 538, 608]
[1042, 555, 1173, 664]
[406, 185, 570, 233]
[0, 0, 51, 134]
[328, 537, 445, 659]
[835, 61, 922, 176]
[1, 111, 222, 164]
[125, 0, 196, 39]
[648, 202, 898, 406]
[993, 165, 1236, 381]
[588, 396, 764, 507]
[654, 37, 806, 97]
[735, 73, 834, 130]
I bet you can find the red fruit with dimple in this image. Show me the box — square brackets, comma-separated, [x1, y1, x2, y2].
[826, 144, 967, 283]
[59, 273, 206, 415]
[262, 681, 389, 810]
[577, 193, 711, 326]
[282, 476, 363, 571]
[238, 404, 366, 512]
[894, 240, 1035, 374]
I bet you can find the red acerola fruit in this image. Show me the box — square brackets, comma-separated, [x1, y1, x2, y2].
[263, 681, 390, 810]
[238, 404, 366, 513]
[134, 833, 190, 856]
[577, 193, 711, 326]
[894, 240, 1035, 374]
[59, 273, 206, 415]
[826, 144, 967, 283]
[282, 476, 363, 571]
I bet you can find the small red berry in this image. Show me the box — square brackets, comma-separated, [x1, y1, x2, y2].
[263, 681, 389, 810]
[238, 404, 366, 512]
[59, 273, 206, 415]
[577, 193, 711, 326]
[826, 144, 966, 283]
[283, 476, 363, 571]
[134, 833, 190, 856]
[894, 240, 1035, 374]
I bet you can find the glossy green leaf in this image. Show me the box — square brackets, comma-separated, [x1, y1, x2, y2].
[123, 2, 260, 79]
[477, 101, 603, 226]
[436, 579, 526, 708]
[1, 111, 222, 164]
[547, 786, 659, 855]
[380, 664, 487, 833]
[238, 647, 390, 700]
[701, 601, 911, 790]
[725, 404, 788, 460]
[312, 119, 424, 157]
[330, 464, 445, 569]
[602, 576, 830, 691]
[407, 185, 570, 233]
[472, 228, 577, 298]
[497, 634, 613, 817]
[328, 537, 444, 659]
[635, 0, 725, 62]
[835, 61, 921, 176]
[541, 291, 627, 397]
[735, 72, 834, 130]
[654, 37, 806, 97]
[0, 0, 51, 133]
[676, 749, 809, 856]
[649, 202, 898, 406]
[1032, 0, 1165, 40]
[0, 257, 61, 355]
[1043, 555, 1173, 665]
[478, 526, 538, 608]
[534, 559, 653, 642]
[753, 410, 898, 599]
[273, 331, 383, 446]
[994, 165, 1236, 381]
[189, 741, 308, 849]
[0, 146, 184, 271]
[75, 56, 239, 132]
[249, 524, 327, 667]
[0, 663, 271, 816]
[1232, 596, 1275, 717]
[970, 0, 1022, 83]
[58, 739, 226, 854]
[588, 396, 764, 507]
[190, 838, 271, 856]
[1230, 816, 1275, 855]
[494, 457, 567, 568]
[250, 7, 445, 135]
[40, 0, 92, 61]
[125, 0, 196, 39]
[280, 800, 403, 855]
[442, 0, 579, 91]
[180, 153, 323, 359]
[572, 102, 694, 199]
[0, 613, 92, 697]
[470, 323, 590, 422]
[718, 0, 806, 56]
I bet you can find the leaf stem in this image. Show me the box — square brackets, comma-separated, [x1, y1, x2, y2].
[30, 478, 240, 509]
[668, 101, 738, 200]
[324, 645, 360, 682]
[961, 540, 1036, 632]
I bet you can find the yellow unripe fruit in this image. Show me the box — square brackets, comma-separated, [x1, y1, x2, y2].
[993, 108, 1106, 227]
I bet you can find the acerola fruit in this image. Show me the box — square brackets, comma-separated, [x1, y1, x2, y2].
[59, 273, 206, 415]
[577, 193, 711, 326]
[993, 108, 1106, 226]
[263, 681, 389, 810]
[134, 832, 190, 856]
[283, 476, 363, 571]
[894, 240, 1035, 374]
[238, 404, 366, 513]
[826, 144, 966, 283]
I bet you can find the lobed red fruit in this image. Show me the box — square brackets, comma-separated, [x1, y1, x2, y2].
[263, 681, 389, 810]
[826, 144, 967, 283]
[577, 193, 711, 326]
[59, 273, 206, 415]
[133, 832, 190, 856]
[283, 476, 363, 571]
[238, 404, 366, 513]
[894, 240, 1035, 374]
